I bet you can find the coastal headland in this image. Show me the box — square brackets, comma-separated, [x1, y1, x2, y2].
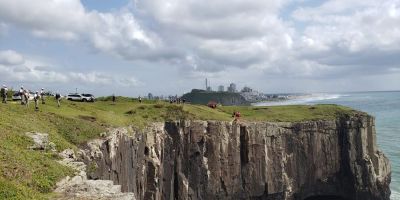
[0, 97, 391, 199]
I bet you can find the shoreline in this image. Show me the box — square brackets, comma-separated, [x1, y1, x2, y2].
[252, 93, 344, 106]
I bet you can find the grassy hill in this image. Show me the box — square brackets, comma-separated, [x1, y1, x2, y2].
[181, 89, 250, 106]
[0, 97, 357, 199]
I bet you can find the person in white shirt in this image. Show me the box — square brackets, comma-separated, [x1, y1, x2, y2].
[34, 91, 40, 111]
[25, 90, 30, 107]
[40, 88, 46, 104]
[1, 85, 8, 103]
[19, 86, 25, 105]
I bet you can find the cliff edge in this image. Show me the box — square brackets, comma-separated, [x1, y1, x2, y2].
[81, 113, 391, 200]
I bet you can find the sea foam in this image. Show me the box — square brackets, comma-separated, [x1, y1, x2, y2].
[253, 93, 343, 106]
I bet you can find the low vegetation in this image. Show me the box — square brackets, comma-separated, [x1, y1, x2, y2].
[218, 104, 356, 122]
[0, 97, 358, 199]
[181, 89, 250, 106]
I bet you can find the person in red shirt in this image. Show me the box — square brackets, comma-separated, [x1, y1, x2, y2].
[232, 111, 241, 122]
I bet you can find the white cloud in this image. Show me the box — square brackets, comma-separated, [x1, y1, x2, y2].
[137, 0, 288, 39]
[0, 0, 85, 40]
[0, 50, 142, 88]
[134, 0, 296, 72]
[0, 50, 25, 65]
[0, 0, 296, 72]
[292, 0, 377, 21]
[12, 65, 31, 73]
[297, 1, 400, 50]
[0, 0, 157, 54]
[288, 0, 400, 79]
[0, 55, 69, 84]
[69, 72, 112, 85]
[0, 0, 400, 93]
[68, 72, 141, 87]
[115, 77, 142, 87]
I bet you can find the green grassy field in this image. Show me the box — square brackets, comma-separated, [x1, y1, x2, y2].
[0, 97, 358, 199]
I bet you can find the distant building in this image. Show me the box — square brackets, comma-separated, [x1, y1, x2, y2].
[218, 85, 225, 92]
[241, 86, 252, 93]
[227, 83, 237, 93]
[206, 86, 212, 92]
[240, 87, 260, 102]
[148, 93, 153, 100]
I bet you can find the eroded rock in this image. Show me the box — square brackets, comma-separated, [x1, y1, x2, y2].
[82, 114, 391, 200]
[25, 132, 56, 151]
[55, 149, 135, 200]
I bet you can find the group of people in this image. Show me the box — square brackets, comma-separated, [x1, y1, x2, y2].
[1, 85, 63, 110]
[169, 97, 186, 104]
[17, 86, 46, 110]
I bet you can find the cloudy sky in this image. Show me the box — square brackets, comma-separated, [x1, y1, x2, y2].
[0, 0, 399, 96]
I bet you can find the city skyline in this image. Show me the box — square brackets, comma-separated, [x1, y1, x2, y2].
[0, 0, 399, 97]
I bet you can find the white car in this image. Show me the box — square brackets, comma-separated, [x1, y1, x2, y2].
[81, 94, 95, 102]
[12, 91, 35, 101]
[67, 93, 95, 102]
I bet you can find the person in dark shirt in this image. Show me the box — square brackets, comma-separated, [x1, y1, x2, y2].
[1, 85, 8, 104]
[55, 93, 61, 107]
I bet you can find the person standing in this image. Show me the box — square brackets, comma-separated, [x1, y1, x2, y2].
[40, 88, 45, 104]
[112, 94, 116, 104]
[55, 92, 61, 107]
[0, 85, 4, 103]
[19, 86, 25, 105]
[139, 96, 142, 103]
[232, 111, 241, 122]
[1, 85, 8, 104]
[25, 90, 30, 107]
[34, 91, 39, 111]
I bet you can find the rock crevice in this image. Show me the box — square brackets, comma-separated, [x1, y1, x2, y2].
[82, 114, 391, 200]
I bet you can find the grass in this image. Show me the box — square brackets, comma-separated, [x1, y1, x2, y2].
[181, 89, 250, 105]
[0, 97, 359, 199]
[218, 104, 357, 122]
[0, 101, 103, 199]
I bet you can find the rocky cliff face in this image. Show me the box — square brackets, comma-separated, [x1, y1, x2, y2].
[80, 113, 391, 200]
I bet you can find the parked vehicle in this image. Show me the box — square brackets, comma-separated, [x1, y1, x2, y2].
[81, 94, 95, 102]
[12, 91, 34, 101]
[12, 92, 21, 101]
[67, 93, 95, 102]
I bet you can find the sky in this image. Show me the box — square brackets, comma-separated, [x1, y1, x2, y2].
[0, 0, 399, 97]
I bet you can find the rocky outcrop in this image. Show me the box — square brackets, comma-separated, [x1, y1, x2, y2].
[81, 113, 391, 200]
[25, 132, 56, 151]
[55, 149, 136, 200]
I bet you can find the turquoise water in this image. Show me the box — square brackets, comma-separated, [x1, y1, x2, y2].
[257, 91, 400, 199]
[307, 91, 400, 199]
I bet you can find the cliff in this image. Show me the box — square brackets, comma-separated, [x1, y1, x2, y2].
[80, 113, 391, 200]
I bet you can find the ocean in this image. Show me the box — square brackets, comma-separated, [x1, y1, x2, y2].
[255, 91, 400, 199]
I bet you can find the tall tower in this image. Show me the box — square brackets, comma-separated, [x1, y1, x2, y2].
[206, 78, 208, 90]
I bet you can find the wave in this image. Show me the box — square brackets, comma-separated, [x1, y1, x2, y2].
[391, 190, 400, 200]
[253, 93, 344, 106]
